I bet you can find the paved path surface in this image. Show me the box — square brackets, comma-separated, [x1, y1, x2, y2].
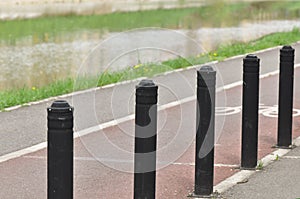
[222, 145, 300, 199]
[0, 44, 300, 198]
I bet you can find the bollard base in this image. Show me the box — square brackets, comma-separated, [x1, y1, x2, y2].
[239, 166, 257, 171]
[188, 192, 221, 199]
[272, 144, 295, 149]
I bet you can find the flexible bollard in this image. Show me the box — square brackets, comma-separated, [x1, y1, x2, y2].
[241, 54, 260, 169]
[194, 65, 216, 197]
[48, 100, 74, 199]
[134, 79, 158, 199]
[277, 46, 295, 148]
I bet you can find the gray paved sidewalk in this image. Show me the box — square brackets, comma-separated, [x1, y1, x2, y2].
[222, 145, 300, 199]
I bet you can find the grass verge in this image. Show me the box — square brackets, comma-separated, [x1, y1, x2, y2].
[1, 28, 300, 110]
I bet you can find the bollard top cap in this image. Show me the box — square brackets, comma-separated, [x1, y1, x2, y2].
[198, 65, 216, 77]
[282, 45, 293, 50]
[48, 100, 73, 112]
[136, 79, 157, 88]
[136, 79, 158, 104]
[199, 65, 215, 72]
[51, 100, 71, 108]
[243, 54, 260, 73]
[197, 65, 216, 87]
[281, 45, 295, 55]
[245, 54, 258, 59]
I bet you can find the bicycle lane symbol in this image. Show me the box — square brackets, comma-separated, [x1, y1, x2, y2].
[216, 104, 300, 118]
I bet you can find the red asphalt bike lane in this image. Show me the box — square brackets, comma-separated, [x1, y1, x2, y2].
[0, 67, 300, 199]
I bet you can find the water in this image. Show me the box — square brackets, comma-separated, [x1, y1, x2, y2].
[1, 6, 300, 90]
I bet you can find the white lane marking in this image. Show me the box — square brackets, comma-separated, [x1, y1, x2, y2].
[217, 81, 243, 92]
[23, 155, 238, 168]
[214, 164, 239, 168]
[0, 143, 47, 164]
[172, 162, 239, 168]
[216, 104, 300, 117]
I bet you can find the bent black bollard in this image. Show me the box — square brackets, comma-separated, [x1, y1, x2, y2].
[48, 100, 74, 199]
[134, 79, 158, 199]
[241, 54, 260, 169]
[194, 65, 216, 196]
[277, 46, 295, 148]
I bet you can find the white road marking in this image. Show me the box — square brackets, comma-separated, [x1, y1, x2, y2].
[214, 164, 239, 168]
[23, 155, 238, 168]
[172, 162, 239, 168]
[0, 143, 47, 163]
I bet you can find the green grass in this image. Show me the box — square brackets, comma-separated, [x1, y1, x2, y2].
[1, 28, 300, 110]
[256, 160, 264, 170]
[1, 1, 300, 44]
[0, 77, 96, 110]
[213, 28, 300, 61]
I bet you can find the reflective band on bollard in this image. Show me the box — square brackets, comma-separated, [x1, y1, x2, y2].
[47, 100, 74, 199]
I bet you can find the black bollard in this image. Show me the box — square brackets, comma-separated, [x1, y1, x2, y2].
[241, 54, 260, 169]
[47, 100, 74, 199]
[134, 79, 158, 199]
[194, 65, 216, 196]
[277, 46, 295, 148]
